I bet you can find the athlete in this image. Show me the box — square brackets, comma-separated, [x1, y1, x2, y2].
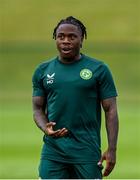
[32, 16, 119, 179]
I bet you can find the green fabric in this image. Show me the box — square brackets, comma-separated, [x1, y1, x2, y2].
[32, 54, 117, 163]
[39, 156, 103, 179]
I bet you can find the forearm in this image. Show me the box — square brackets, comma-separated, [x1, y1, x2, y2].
[102, 97, 119, 151]
[32, 96, 49, 134]
[105, 106, 119, 151]
[100, 97, 119, 176]
[33, 109, 48, 133]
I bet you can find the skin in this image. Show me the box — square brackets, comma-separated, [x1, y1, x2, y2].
[99, 97, 119, 176]
[32, 23, 119, 177]
[55, 24, 83, 63]
[32, 96, 68, 137]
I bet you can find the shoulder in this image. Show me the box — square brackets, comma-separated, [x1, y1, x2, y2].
[36, 57, 57, 72]
[83, 54, 104, 65]
[83, 54, 108, 70]
[32, 57, 57, 79]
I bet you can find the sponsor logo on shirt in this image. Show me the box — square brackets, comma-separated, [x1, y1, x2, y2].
[80, 69, 92, 80]
[47, 73, 55, 84]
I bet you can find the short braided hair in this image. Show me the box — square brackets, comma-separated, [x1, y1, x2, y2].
[53, 16, 87, 39]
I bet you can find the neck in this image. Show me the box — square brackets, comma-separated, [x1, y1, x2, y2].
[59, 54, 81, 64]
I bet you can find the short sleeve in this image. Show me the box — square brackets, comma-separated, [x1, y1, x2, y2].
[98, 64, 118, 100]
[32, 66, 46, 97]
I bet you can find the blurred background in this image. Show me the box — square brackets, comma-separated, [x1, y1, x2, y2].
[0, 0, 140, 178]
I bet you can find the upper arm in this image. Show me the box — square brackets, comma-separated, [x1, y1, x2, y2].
[32, 96, 46, 112]
[98, 64, 117, 100]
[101, 97, 119, 131]
[32, 66, 46, 97]
[101, 97, 117, 113]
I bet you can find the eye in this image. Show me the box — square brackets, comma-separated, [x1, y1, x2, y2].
[57, 34, 64, 40]
[70, 34, 77, 40]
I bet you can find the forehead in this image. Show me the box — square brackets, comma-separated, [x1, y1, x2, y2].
[56, 24, 81, 35]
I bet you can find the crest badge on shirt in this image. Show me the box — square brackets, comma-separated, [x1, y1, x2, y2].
[47, 73, 55, 84]
[80, 69, 92, 80]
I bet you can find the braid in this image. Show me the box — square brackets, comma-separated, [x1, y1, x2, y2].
[53, 16, 87, 39]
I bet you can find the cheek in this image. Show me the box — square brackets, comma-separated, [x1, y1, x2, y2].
[76, 38, 82, 46]
[56, 40, 60, 49]
[74, 41, 82, 49]
[56, 39, 59, 45]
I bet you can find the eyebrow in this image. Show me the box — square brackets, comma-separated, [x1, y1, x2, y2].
[57, 32, 78, 36]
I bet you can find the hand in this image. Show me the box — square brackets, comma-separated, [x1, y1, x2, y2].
[45, 122, 68, 138]
[98, 149, 116, 177]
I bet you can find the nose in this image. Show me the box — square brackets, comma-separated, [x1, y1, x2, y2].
[62, 37, 70, 44]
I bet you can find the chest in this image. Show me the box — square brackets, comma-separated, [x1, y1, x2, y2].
[42, 63, 99, 97]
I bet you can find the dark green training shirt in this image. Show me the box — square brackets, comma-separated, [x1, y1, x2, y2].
[32, 54, 117, 163]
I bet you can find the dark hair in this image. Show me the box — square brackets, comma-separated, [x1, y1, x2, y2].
[53, 16, 87, 39]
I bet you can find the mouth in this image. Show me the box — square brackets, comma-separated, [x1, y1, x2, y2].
[61, 47, 72, 54]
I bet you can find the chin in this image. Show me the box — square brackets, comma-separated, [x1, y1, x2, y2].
[61, 53, 74, 60]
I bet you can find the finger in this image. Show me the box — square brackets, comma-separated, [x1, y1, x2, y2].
[54, 128, 68, 137]
[47, 129, 61, 136]
[103, 162, 115, 176]
[98, 154, 106, 166]
[46, 122, 56, 128]
[57, 128, 68, 137]
[103, 169, 111, 177]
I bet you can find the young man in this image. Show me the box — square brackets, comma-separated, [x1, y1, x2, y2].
[32, 16, 119, 179]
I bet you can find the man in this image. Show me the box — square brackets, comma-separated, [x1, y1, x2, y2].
[32, 16, 119, 179]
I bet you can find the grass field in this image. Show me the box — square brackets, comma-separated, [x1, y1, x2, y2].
[0, 0, 140, 178]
